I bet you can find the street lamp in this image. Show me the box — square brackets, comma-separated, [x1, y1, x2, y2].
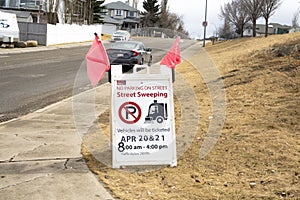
[202, 0, 208, 47]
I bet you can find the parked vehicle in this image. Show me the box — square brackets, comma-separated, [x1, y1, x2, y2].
[107, 41, 152, 70]
[0, 11, 19, 46]
[111, 30, 130, 41]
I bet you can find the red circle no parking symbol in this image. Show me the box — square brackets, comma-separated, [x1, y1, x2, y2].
[118, 102, 142, 124]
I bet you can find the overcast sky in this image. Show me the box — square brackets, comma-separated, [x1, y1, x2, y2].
[105, 0, 300, 38]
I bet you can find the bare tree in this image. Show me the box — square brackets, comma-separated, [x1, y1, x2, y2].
[220, 0, 250, 37]
[242, 0, 264, 37]
[261, 0, 281, 37]
[292, 7, 300, 29]
[219, 16, 234, 39]
[158, 0, 188, 36]
[159, 0, 168, 27]
[48, 0, 60, 24]
[168, 13, 184, 31]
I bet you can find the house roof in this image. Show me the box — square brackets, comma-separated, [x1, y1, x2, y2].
[122, 18, 139, 23]
[0, 9, 32, 22]
[101, 14, 123, 25]
[269, 23, 291, 28]
[104, 1, 138, 12]
[245, 22, 291, 29]
[102, 15, 139, 25]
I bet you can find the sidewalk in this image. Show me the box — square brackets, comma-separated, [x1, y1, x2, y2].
[0, 82, 115, 199]
[0, 42, 92, 55]
[0, 42, 115, 199]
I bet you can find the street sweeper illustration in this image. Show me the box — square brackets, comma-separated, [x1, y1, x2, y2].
[145, 100, 168, 124]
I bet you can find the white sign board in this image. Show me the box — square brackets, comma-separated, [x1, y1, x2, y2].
[111, 72, 177, 168]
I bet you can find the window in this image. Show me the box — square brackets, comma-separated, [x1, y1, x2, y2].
[115, 10, 122, 16]
[0, 0, 5, 6]
[128, 11, 135, 17]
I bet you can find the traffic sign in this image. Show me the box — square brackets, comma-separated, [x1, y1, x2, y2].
[118, 101, 141, 124]
[110, 65, 177, 168]
[202, 21, 208, 27]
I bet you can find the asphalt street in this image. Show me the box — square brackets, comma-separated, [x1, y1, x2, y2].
[0, 45, 91, 122]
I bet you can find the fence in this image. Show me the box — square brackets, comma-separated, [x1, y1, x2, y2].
[18, 22, 47, 45]
[102, 24, 117, 35]
[46, 23, 102, 46]
[18, 22, 103, 46]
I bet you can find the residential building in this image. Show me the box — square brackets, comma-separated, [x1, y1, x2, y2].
[103, 1, 140, 30]
[244, 23, 291, 37]
[0, 0, 47, 23]
[1, 0, 142, 28]
[289, 27, 300, 33]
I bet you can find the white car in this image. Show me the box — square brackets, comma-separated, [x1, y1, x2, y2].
[111, 30, 130, 41]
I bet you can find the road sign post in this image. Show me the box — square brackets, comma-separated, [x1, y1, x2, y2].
[203, 0, 208, 47]
[111, 65, 177, 168]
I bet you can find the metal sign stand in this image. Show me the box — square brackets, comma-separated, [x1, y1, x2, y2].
[110, 64, 177, 168]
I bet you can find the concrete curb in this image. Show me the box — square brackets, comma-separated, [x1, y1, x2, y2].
[0, 41, 92, 55]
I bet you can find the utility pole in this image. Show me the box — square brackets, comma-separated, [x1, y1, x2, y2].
[203, 0, 208, 47]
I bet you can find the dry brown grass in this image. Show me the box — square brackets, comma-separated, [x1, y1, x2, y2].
[204, 33, 300, 199]
[101, 34, 111, 41]
[82, 33, 300, 199]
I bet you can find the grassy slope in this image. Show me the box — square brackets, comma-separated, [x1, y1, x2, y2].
[204, 33, 300, 199]
[83, 33, 300, 200]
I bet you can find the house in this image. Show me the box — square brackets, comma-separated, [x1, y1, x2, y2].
[269, 23, 291, 34]
[0, 0, 48, 23]
[243, 23, 291, 37]
[1, 0, 141, 28]
[289, 27, 300, 33]
[103, 1, 140, 30]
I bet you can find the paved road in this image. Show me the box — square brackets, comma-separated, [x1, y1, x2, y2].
[0, 38, 196, 122]
[0, 46, 90, 122]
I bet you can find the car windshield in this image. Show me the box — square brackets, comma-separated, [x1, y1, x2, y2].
[111, 42, 139, 50]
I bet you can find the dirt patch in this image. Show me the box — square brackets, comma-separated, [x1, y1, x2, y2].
[82, 33, 300, 199]
[101, 34, 112, 41]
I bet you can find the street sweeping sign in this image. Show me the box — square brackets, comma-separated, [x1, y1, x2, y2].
[111, 68, 177, 168]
